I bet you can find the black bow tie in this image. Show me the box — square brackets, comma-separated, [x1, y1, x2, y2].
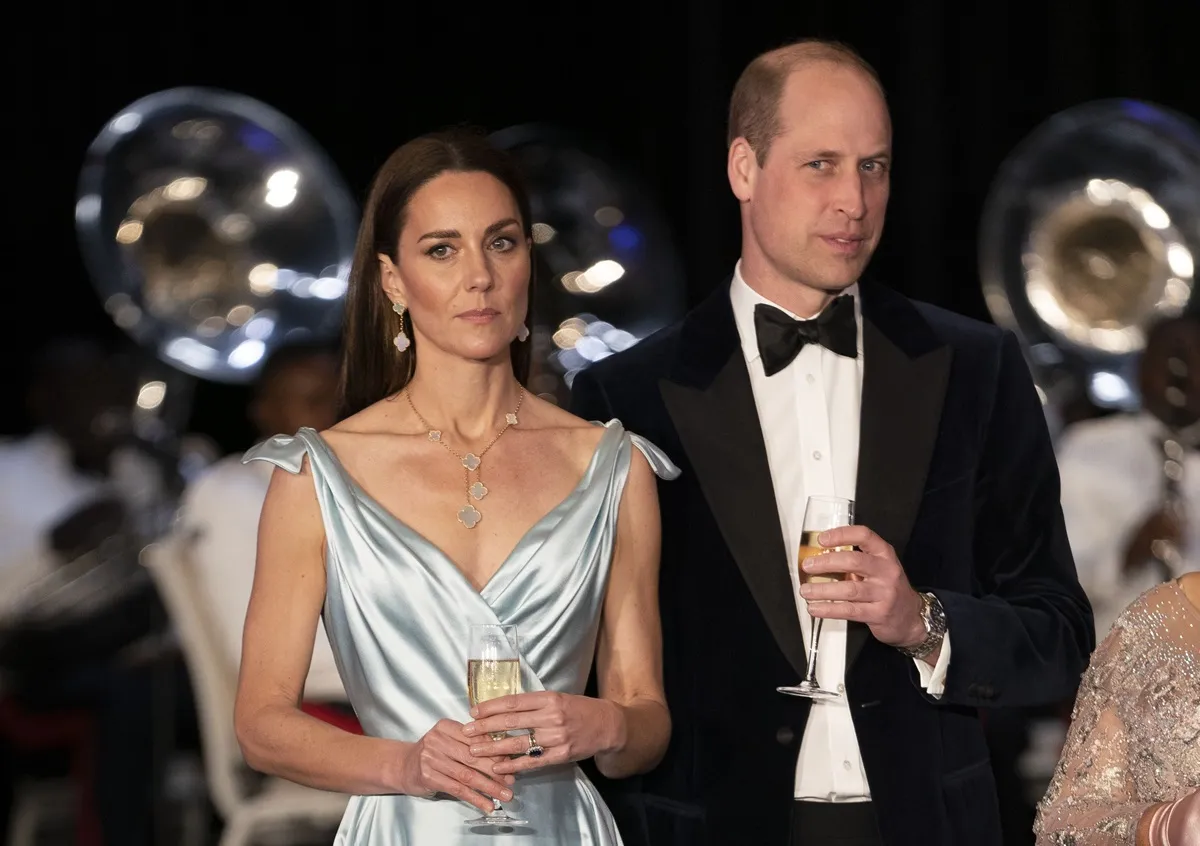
[754, 296, 858, 376]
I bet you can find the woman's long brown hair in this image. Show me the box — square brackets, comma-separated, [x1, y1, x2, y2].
[337, 128, 535, 420]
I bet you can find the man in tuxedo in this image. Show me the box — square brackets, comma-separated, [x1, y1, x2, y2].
[569, 39, 1094, 846]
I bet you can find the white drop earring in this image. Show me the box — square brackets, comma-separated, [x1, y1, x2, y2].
[516, 323, 530, 342]
[392, 302, 411, 352]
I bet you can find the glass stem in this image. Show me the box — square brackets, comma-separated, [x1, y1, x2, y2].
[805, 616, 825, 685]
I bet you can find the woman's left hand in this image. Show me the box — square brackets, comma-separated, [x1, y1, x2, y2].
[462, 691, 620, 775]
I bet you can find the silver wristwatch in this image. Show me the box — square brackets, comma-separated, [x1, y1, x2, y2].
[898, 591, 946, 660]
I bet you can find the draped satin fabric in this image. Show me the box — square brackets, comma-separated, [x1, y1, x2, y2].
[243, 420, 680, 844]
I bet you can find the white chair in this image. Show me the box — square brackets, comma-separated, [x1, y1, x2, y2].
[141, 535, 348, 846]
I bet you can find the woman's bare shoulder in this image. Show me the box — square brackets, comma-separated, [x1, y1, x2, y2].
[519, 395, 608, 465]
[320, 396, 414, 456]
[524, 394, 605, 432]
[519, 392, 593, 428]
[327, 395, 407, 435]
[1180, 571, 1200, 613]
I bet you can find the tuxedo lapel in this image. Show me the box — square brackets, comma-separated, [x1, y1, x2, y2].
[658, 285, 807, 680]
[846, 281, 953, 670]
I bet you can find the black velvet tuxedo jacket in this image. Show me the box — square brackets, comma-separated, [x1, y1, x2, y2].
[569, 278, 1095, 846]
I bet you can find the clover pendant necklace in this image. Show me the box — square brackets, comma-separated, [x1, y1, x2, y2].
[404, 386, 525, 529]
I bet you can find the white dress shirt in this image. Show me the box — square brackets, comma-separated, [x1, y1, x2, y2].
[729, 264, 951, 801]
[0, 431, 162, 624]
[1057, 411, 1199, 639]
[177, 452, 347, 703]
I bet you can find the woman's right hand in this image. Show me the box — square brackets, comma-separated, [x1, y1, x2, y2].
[397, 719, 515, 814]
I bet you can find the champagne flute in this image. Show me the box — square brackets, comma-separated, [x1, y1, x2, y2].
[777, 495, 855, 700]
[465, 624, 527, 827]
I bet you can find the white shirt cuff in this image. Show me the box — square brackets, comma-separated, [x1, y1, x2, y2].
[913, 628, 951, 698]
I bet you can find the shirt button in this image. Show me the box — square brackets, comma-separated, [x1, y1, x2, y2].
[843, 760, 852, 771]
[806, 374, 815, 384]
[837, 683, 845, 693]
[812, 450, 822, 460]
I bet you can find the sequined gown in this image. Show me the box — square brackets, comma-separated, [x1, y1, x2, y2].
[242, 420, 680, 845]
[1034, 579, 1200, 845]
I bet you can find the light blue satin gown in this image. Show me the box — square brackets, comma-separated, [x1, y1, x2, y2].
[243, 419, 679, 844]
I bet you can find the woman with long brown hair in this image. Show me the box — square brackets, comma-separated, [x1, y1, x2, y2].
[232, 128, 678, 843]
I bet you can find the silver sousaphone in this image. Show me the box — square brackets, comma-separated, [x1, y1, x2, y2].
[13, 91, 358, 792]
[74, 87, 358, 508]
[489, 124, 688, 406]
[980, 99, 1200, 422]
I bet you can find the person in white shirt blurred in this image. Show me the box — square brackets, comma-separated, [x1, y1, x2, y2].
[1057, 314, 1200, 640]
[0, 339, 162, 624]
[0, 336, 167, 846]
[176, 341, 352, 719]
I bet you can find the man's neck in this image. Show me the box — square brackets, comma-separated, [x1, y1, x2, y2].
[737, 256, 852, 319]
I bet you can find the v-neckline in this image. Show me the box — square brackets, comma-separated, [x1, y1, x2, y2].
[299, 422, 619, 598]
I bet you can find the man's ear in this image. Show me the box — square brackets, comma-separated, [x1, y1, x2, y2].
[727, 137, 759, 203]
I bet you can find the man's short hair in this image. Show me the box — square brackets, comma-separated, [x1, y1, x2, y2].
[727, 38, 885, 166]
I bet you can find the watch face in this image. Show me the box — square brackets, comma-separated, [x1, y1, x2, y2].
[926, 594, 947, 635]
[900, 593, 946, 658]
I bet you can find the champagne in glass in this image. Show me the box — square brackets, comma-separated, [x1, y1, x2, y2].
[778, 495, 854, 701]
[464, 624, 527, 827]
[468, 657, 521, 741]
[797, 530, 854, 584]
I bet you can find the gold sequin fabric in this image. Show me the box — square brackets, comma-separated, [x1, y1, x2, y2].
[1034, 579, 1200, 845]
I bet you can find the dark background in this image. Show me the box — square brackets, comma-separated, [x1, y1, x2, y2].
[5, 1, 1197, 453]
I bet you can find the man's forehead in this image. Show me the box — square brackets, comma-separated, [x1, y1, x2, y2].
[774, 71, 890, 148]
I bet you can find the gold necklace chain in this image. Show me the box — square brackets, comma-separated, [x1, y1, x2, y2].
[403, 386, 526, 529]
